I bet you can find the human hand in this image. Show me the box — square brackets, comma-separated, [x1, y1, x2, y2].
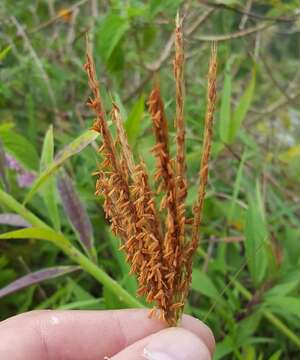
[0, 309, 214, 359]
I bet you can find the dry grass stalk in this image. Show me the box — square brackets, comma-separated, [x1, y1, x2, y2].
[190, 42, 217, 255]
[85, 23, 217, 326]
[85, 42, 172, 321]
[174, 13, 187, 203]
[147, 83, 185, 323]
[183, 43, 218, 298]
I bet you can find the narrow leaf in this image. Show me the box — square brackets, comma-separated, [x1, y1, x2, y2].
[57, 172, 95, 260]
[219, 60, 232, 143]
[40, 125, 60, 230]
[191, 269, 219, 299]
[0, 266, 80, 298]
[230, 68, 256, 142]
[245, 182, 268, 285]
[266, 296, 300, 318]
[125, 95, 145, 146]
[268, 350, 282, 360]
[0, 227, 67, 244]
[24, 129, 98, 204]
[96, 12, 129, 63]
[0, 213, 30, 228]
[265, 280, 299, 298]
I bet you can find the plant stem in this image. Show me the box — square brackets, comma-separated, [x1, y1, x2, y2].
[56, 236, 142, 308]
[0, 189, 50, 229]
[0, 189, 142, 309]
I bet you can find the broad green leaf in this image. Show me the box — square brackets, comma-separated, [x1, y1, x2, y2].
[125, 95, 144, 146]
[0, 45, 11, 61]
[191, 269, 219, 299]
[96, 12, 129, 63]
[245, 181, 268, 285]
[24, 130, 98, 204]
[0, 129, 39, 170]
[230, 69, 256, 142]
[40, 125, 60, 230]
[219, 60, 232, 143]
[266, 296, 300, 318]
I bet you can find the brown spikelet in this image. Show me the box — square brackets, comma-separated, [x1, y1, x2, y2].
[147, 84, 172, 195]
[190, 42, 217, 256]
[147, 81, 186, 324]
[111, 103, 135, 176]
[183, 43, 218, 300]
[174, 13, 187, 203]
[85, 25, 217, 327]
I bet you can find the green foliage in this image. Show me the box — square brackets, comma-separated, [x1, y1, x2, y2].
[40, 125, 60, 230]
[244, 182, 268, 285]
[24, 130, 98, 204]
[219, 62, 256, 144]
[96, 11, 129, 69]
[0, 127, 39, 170]
[219, 59, 232, 143]
[125, 94, 145, 146]
[0, 1, 300, 358]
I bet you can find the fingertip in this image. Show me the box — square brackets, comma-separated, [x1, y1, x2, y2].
[112, 327, 211, 360]
[181, 314, 215, 355]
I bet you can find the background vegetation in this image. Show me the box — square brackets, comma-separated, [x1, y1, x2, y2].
[1, 0, 300, 359]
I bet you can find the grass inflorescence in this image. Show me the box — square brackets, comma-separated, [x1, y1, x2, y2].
[84, 18, 217, 326]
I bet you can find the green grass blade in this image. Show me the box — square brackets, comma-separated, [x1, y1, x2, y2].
[0, 227, 142, 308]
[0, 188, 49, 229]
[125, 95, 145, 146]
[245, 183, 268, 285]
[219, 60, 232, 143]
[40, 125, 60, 230]
[230, 68, 256, 142]
[24, 129, 98, 204]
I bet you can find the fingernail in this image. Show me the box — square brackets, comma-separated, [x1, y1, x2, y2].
[143, 328, 211, 360]
[143, 348, 173, 360]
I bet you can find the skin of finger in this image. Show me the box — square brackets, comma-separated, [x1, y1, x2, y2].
[0, 309, 214, 360]
[111, 327, 211, 360]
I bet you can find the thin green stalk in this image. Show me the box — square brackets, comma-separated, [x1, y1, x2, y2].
[55, 235, 142, 308]
[0, 189, 142, 309]
[0, 189, 49, 229]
